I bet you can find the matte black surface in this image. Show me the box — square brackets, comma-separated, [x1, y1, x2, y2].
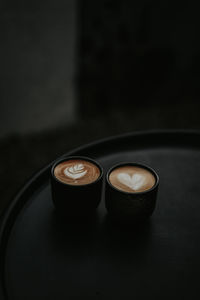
[1, 131, 200, 299]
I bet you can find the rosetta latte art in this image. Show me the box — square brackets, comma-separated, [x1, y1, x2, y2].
[54, 159, 100, 185]
[64, 164, 87, 179]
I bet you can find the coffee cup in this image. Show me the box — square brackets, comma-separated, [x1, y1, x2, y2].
[51, 156, 103, 218]
[105, 162, 159, 222]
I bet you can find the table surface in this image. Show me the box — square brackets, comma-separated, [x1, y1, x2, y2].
[1, 131, 200, 300]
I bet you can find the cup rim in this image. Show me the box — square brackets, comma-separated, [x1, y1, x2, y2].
[106, 162, 159, 195]
[51, 156, 103, 187]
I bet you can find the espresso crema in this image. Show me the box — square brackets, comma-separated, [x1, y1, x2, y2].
[109, 165, 156, 193]
[54, 159, 100, 185]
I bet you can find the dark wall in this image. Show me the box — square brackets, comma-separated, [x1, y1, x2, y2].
[79, 0, 200, 117]
[1, 0, 200, 133]
[0, 0, 77, 136]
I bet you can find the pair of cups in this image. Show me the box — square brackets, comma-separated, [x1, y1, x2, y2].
[51, 156, 159, 223]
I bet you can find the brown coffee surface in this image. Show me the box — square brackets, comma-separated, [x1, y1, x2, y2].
[109, 166, 156, 193]
[54, 159, 100, 185]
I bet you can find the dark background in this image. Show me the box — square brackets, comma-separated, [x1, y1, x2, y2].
[1, 0, 200, 214]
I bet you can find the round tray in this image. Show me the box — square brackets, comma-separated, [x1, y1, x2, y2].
[1, 131, 200, 300]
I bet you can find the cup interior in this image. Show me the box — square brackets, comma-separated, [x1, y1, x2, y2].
[106, 162, 159, 194]
[51, 156, 104, 186]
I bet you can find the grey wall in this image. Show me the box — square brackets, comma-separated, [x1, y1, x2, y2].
[0, 1, 77, 137]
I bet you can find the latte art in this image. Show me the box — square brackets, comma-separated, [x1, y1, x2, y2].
[54, 159, 100, 185]
[109, 166, 156, 193]
[117, 173, 146, 191]
[64, 164, 87, 179]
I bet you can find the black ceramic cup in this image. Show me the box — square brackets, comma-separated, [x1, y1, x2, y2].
[51, 156, 103, 218]
[105, 162, 159, 223]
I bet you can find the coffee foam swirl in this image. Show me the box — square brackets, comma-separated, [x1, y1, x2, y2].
[109, 166, 156, 193]
[64, 164, 87, 179]
[54, 159, 100, 185]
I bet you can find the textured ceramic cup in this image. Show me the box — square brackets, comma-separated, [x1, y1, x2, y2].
[51, 156, 103, 218]
[105, 162, 159, 222]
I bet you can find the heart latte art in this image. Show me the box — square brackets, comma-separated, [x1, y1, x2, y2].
[54, 159, 100, 185]
[109, 166, 156, 193]
[117, 173, 146, 191]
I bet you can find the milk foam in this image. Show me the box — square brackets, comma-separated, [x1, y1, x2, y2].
[117, 173, 146, 191]
[54, 159, 100, 185]
[64, 164, 87, 179]
[109, 165, 156, 193]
